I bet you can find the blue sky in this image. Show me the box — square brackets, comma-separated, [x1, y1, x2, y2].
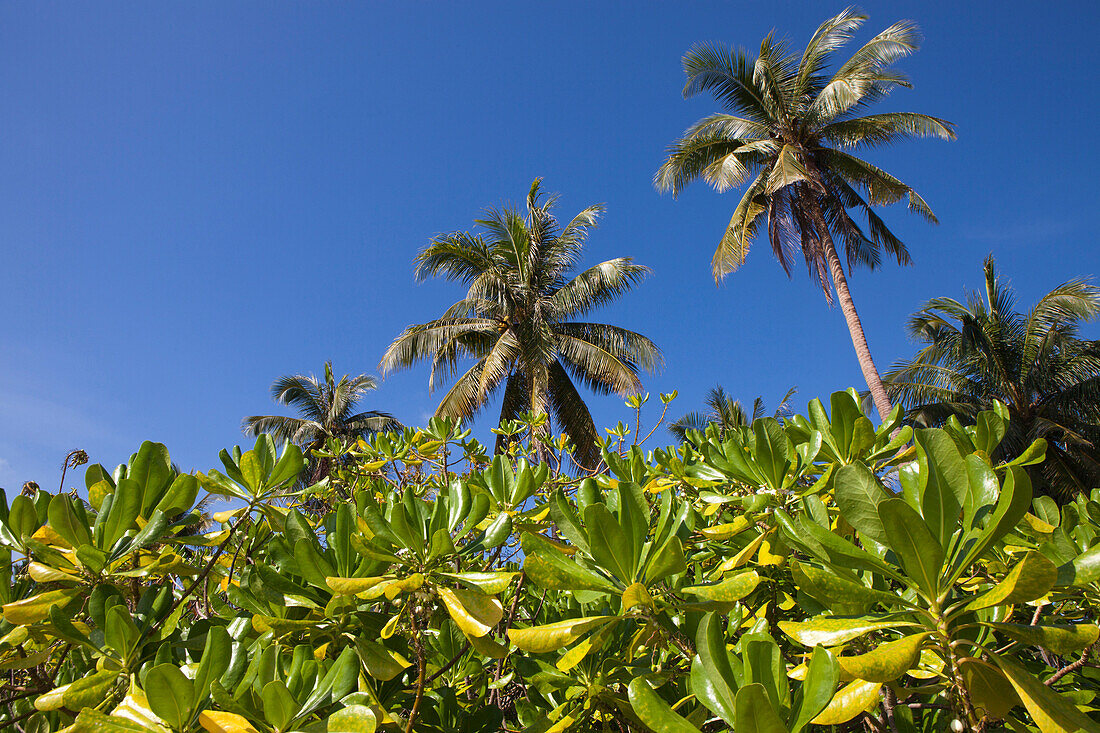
[1, 1, 1098, 489]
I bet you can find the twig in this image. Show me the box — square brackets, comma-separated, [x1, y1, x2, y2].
[1045, 641, 1095, 686]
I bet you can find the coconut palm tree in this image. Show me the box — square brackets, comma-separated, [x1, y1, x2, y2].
[884, 256, 1100, 500]
[243, 362, 400, 483]
[669, 386, 795, 444]
[656, 8, 955, 422]
[379, 179, 662, 468]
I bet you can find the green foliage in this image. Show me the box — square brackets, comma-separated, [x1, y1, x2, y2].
[2, 392, 1100, 732]
[885, 255, 1100, 501]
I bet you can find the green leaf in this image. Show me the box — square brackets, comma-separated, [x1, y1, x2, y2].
[507, 616, 615, 653]
[966, 551, 1057, 611]
[355, 638, 411, 681]
[261, 680, 296, 731]
[36, 670, 121, 712]
[734, 683, 787, 733]
[585, 503, 634, 583]
[833, 464, 889, 545]
[914, 429, 966, 547]
[696, 612, 738, 722]
[70, 709, 158, 733]
[47, 494, 91, 549]
[779, 617, 915, 647]
[836, 633, 930, 683]
[960, 658, 1020, 720]
[1056, 544, 1100, 587]
[522, 545, 620, 594]
[878, 498, 944, 598]
[790, 561, 899, 615]
[991, 652, 1100, 733]
[145, 664, 195, 729]
[643, 535, 687, 585]
[627, 678, 701, 733]
[789, 646, 838, 733]
[983, 622, 1099, 656]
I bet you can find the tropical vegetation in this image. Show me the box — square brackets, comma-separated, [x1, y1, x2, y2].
[885, 256, 1100, 500]
[669, 385, 795, 444]
[379, 179, 662, 470]
[4, 8, 1100, 733]
[655, 7, 955, 421]
[4, 394, 1100, 733]
[243, 362, 401, 485]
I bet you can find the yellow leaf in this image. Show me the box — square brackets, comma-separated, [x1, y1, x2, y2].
[198, 711, 260, 733]
[28, 562, 79, 583]
[698, 517, 752, 540]
[621, 583, 654, 611]
[437, 586, 503, 638]
[811, 679, 882, 725]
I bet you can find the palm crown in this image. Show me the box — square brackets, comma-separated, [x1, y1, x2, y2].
[656, 7, 955, 420]
[243, 361, 401, 449]
[379, 179, 662, 468]
[885, 256, 1100, 499]
[669, 385, 795, 444]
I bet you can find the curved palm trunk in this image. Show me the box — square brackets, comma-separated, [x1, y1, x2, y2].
[807, 198, 894, 422]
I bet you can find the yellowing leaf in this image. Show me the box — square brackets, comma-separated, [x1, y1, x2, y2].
[508, 617, 615, 654]
[836, 633, 930, 682]
[683, 571, 762, 603]
[698, 517, 752, 540]
[437, 586, 503, 638]
[198, 711, 261, 733]
[3, 588, 79, 625]
[780, 617, 916, 647]
[811, 679, 882, 725]
[622, 583, 654, 611]
[326, 576, 389, 596]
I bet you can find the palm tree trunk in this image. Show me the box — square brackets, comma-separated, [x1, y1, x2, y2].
[807, 197, 894, 422]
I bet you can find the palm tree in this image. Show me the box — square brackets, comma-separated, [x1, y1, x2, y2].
[669, 385, 795, 444]
[655, 8, 955, 422]
[379, 179, 662, 468]
[243, 362, 401, 483]
[884, 256, 1100, 500]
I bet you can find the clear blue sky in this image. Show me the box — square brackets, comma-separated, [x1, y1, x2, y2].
[2, 1, 1098, 489]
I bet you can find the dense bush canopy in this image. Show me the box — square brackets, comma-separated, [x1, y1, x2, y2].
[3, 391, 1100, 732]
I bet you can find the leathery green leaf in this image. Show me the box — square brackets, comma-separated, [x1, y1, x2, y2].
[966, 551, 1057, 611]
[523, 545, 620, 594]
[145, 664, 195, 729]
[507, 616, 615, 653]
[696, 612, 738, 721]
[983, 622, 1099, 656]
[811, 679, 882, 725]
[627, 677, 701, 733]
[683, 570, 762, 602]
[437, 586, 503, 638]
[878, 498, 944, 598]
[991, 652, 1100, 733]
[734, 683, 787, 733]
[961, 658, 1020, 720]
[834, 463, 890, 545]
[836, 633, 931, 682]
[780, 617, 916, 647]
[790, 646, 839, 733]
